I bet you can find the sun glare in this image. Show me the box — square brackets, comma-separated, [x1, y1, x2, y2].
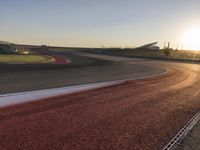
[182, 28, 200, 50]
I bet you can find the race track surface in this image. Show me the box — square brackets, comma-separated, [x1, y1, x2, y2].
[1, 49, 200, 150]
[0, 49, 165, 94]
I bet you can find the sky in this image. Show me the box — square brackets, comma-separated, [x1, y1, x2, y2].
[1, 0, 200, 49]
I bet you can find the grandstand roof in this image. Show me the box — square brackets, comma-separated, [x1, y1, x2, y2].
[138, 42, 158, 49]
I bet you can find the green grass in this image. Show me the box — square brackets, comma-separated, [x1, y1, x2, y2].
[0, 54, 54, 64]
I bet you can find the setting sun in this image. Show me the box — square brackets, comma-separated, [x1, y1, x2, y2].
[182, 28, 200, 50]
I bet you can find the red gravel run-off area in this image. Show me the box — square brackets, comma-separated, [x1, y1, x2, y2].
[0, 65, 200, 150]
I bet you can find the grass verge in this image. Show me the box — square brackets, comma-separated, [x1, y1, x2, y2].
[0, 54, 55, 64]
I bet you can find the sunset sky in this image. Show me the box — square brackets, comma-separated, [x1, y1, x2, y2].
[1, 0, 200, 49]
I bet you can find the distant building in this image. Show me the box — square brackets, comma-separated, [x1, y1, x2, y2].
[0, 41, 29, 54]
[19, 48, 29, 54]
[137, 42, 160, 50]
[0, 41, 17, 53]
[41, 45, 48, 47]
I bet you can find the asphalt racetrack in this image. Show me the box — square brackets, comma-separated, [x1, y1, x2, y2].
[0, 48, 165, 94]
[1, 48, 200, 150]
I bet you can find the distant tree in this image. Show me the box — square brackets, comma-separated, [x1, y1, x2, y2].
[163, 49, 171, 56]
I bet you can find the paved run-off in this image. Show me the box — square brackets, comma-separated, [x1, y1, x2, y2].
[175, 120, 200, 150]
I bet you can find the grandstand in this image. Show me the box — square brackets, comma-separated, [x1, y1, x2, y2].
[136, 42, 160, 50]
